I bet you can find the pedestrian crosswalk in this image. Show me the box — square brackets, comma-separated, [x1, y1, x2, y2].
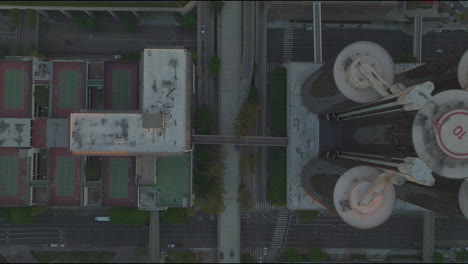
[271, 210, 290, 248]
[250, 247, 266, 261]
[283, 28, 294, 62]
[266, 63, 281, 84]
[255, 202, 281, 211]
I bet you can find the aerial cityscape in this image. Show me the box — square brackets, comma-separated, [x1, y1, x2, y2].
[0, 1, 468, 263]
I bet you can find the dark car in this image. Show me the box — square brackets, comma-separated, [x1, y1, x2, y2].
[201, 58, 205, 65]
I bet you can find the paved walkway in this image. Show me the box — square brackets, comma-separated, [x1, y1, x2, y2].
[0, 245, 146, 263]
[218, 1, 244, 263]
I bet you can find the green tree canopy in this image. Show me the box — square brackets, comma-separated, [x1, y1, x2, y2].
[84, 158, 101, 181]
[73, 17, 100, 31]
[160, 208, 190, 224]
[26, 9, 36, 28]
[283, 248, 302, 262]
[122, 16, 139, 31]
[299, 210, 319, 222]
[10, 9, 21, 29]
[396, 53, 417, 63]
[108, 208, 149, 225]
[211, 1, 225, 14]
[433, 251, 444, 263]
[308, 248, 329, 262]
[267, 147, 287, 207]
[194, 106, 213, 134]
[208, 56, 221, 77]
[237, 184, 254, 211]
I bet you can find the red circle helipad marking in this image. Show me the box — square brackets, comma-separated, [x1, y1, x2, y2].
[435, 109, 468, 160]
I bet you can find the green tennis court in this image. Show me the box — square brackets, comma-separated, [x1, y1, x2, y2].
[59, 70, 78, 109]
[0, 157, 18, 196]
[112, 70, 131, 108]
[5, 70, 25, 109]
[155, 154, 191, 207]
[109, 158, 128, 198]
[56, 157, 75, 196]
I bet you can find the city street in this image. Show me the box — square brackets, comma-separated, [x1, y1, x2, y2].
[159, 213, 217, 249]
[267, 28, 412, 64]
[38, 19, 196, 58]
[0, 214, 148, 247]
[422, 30, 468, 60]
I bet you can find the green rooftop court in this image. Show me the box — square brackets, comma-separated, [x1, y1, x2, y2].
[0, 156, 18, 196]
[56, 157, 75, 196]
[112, 70, 132, 109]
[59, 70, 78, 109]
[5, 70, 25, 109]
[155, 153, 192, 207]
[109, 158, 128, 198]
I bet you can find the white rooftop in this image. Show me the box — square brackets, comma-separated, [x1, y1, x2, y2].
[142, 49, 189, 115]
[69, 113, 187, 155]
[0, 118, 31, 148]
[69, 49, 191, 155]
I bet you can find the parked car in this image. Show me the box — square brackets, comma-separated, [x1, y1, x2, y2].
[263, 247, 268, 256]
[436, 49, 444, 53]
[306, 26, 313, 31]
[95, 216, 110, 222]
[201, 25, 205, 34]
[434, 29, 442, 33]
[230, 250, 234, 257]
[234, 145, 240, 152]
[50, 244, 58, 248]
[168, 243, 175, 248]
[201, 57, 205, 65]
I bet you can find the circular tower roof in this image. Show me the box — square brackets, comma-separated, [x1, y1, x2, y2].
[333, 41, 395, 104]
[333, 166, 395, 229]
[458, 50, 468, 90]
[459, 179, 468, 219]
[413, 90, 468, 179]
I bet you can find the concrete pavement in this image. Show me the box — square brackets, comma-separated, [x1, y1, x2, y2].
[218, 1, 244, 263]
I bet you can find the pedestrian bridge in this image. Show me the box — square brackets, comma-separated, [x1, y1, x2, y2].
[192, 135, 288, 146]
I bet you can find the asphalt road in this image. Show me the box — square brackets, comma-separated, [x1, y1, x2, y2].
[197, 1, 215, 110]
[322, 28, 412, 62]
[422, 31, 468, 61]
[255, 1, 268, 203]
[38, 21, 196, 58]
[0, 214, 148, 247]
[159, 213, 217, 249]
[268, 28, 412, 64]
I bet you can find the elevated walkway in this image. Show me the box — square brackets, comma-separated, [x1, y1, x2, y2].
[192, 135, 288, 146]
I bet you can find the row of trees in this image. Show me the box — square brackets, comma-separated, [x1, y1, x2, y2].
[237, 184, 254, 211]
[0, 206, 47, 224]
[283, 248, 329, 262]
[73, 16, 140, 31]
[193, 107, 226, 215]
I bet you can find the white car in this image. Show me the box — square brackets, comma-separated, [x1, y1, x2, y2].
[201, 25, 205, 34]
[436, 49, 444, 53]
[168, 244, 175, 248]
[434, 29, 442, 33]
[50, 244, 58, 247]
[306, 26, 313, 31]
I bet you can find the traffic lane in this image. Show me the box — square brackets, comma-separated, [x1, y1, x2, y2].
[422, 32, 468, 60]
[435, 217, 468, 241]
[39, 38, 196, 55]
[159, 213, 217, 248]
[267, 28, 284, 63]
[285, 214, 423, 248]
[0, 226, 149, 246]
[241, 212, 277, 248]
[293, 29, 315, 62]
[322, 28, 412, 61]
